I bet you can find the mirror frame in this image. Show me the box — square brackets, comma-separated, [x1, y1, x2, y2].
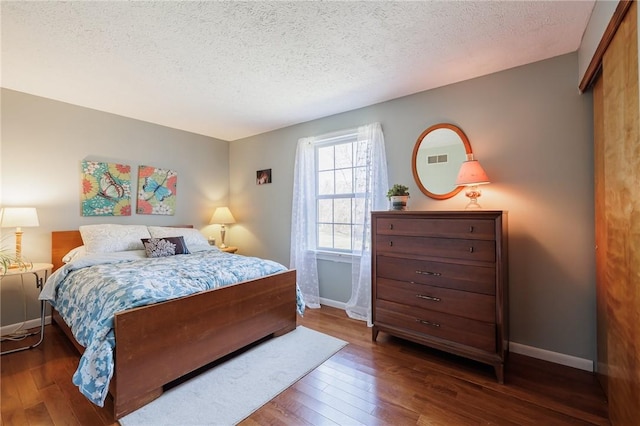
[411, 123, 472, 200]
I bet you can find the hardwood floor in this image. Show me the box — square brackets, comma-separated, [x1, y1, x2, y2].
[1, 306, 609, 425]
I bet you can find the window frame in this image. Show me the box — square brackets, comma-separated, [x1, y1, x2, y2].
[312, 130, 364, 260]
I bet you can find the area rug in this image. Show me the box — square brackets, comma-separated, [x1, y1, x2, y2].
[119, 326, 347, 426]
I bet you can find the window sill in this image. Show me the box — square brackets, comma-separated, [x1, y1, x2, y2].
[315, 251, 355, 263]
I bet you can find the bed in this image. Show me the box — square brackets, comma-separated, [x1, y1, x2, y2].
[42, 224, 300, 419]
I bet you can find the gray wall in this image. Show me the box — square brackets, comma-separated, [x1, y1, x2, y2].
[1, 89, 229, 326]
[230, 53, 596, 362]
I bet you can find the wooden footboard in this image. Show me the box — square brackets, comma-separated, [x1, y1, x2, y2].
[52, 270, 296, 419]
[112, 269, 297, 418]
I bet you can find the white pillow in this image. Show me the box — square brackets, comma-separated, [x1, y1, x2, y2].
[79, 224, 152, 253]
[62, 245, 87, 263]
[147, 226, 209, 250]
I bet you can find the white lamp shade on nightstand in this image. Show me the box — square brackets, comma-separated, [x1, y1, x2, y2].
[209, 207, 236, 225]
[0, 207, 40, 229]
[0, 207, 40, 264]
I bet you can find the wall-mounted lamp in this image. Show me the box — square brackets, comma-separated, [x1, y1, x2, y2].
[0, 207, 40, 266]
[210, 207, 236, 248]
[455, 155, 490, 209]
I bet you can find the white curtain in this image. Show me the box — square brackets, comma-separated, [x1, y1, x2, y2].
[290, 136, 321, 308]
[345, 122, 389, 325]
[290, 123, 388, 315]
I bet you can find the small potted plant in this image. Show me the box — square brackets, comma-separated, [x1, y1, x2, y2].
[387, 184, 410, 211]
[1, 248, 27, 275]
[0, 236, 31, 275]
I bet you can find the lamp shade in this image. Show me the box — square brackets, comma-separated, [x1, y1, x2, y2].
[210, 207, 236, 225]
[0, 207, 40, 228]
[455, 159, 490, 186]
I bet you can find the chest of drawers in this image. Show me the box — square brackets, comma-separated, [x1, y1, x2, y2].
[371, 210, 508, 383]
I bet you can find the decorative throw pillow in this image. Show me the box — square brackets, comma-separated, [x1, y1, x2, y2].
[141, 236, 190, 258]
[147, 226, 209, 250]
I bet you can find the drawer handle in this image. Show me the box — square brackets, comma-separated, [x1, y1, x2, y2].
[416, 294, 441, 302]
[416, 319, 440, 328]
[469, 225, 474, 233]
[415, 270, 441, 277]
[389, 223, 394, 230]
[389, 241, 393, 247]
[469, 246, 474, 253]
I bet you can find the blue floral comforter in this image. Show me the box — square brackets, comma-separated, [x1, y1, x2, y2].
[39, 248, 304, 407]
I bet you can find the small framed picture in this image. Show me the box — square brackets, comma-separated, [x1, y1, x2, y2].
[257, 169, 272, 185]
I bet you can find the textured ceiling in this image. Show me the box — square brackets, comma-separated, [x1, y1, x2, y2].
[1, 1, 595, 141]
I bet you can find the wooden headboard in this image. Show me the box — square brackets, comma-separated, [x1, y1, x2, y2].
[52, 231, 84, 272]
[51, 225, 195, 272]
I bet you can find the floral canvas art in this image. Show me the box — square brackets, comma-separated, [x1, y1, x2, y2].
[136, 165, 177, 215]
[81, 161, 132, 216]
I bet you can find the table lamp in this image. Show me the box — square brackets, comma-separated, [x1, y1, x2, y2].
[455, 155, 490, 209]
[210, 207, 236, 248]
[1, 207, 40, 266]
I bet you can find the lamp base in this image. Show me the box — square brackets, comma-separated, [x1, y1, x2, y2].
[464, 199, 482, 210]
[219, 225, 227, 249]
[464, 186, 483, 210]
[7, 262, 32, 270]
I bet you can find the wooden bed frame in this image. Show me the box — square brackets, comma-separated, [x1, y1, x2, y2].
[50, 230, 297, 419]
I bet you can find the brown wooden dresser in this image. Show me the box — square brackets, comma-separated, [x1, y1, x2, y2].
[371, 210, 508, 382]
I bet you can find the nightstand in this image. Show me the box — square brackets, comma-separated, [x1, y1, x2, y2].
[220, 246, 238, 253]
[1, 262, 53, 356]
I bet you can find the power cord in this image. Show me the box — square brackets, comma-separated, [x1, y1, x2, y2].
[0, 272, 34, 341]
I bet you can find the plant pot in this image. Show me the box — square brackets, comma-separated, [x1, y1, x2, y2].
[389, 195, 409, 211]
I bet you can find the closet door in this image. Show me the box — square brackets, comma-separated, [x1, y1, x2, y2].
[594, 2, 640, 424]
[593, 74, 607, 396]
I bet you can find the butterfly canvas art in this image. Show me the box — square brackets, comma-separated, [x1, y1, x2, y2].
[136, 165, 177, 215]
[81, 161, 132, 216]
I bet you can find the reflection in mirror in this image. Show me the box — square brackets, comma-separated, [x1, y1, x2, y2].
[412, 123, 472, 200]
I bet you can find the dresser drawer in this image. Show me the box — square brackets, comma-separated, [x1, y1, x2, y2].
[376, 217, 495, 240]
[376, 256, 495, 295]
[376, 300, 496, 352]
[376, 234, 496, 263]
[376, 278, 495, 322]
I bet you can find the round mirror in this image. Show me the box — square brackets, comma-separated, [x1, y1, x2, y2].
[411, 123, 472, 200]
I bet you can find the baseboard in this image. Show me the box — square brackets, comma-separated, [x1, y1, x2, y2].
[509, 342, 594, 372]
[1, 315, 51, 337]
[319, 297, 346, 310]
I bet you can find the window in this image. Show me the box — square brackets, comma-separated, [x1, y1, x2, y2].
[315, 133, 365, 254]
